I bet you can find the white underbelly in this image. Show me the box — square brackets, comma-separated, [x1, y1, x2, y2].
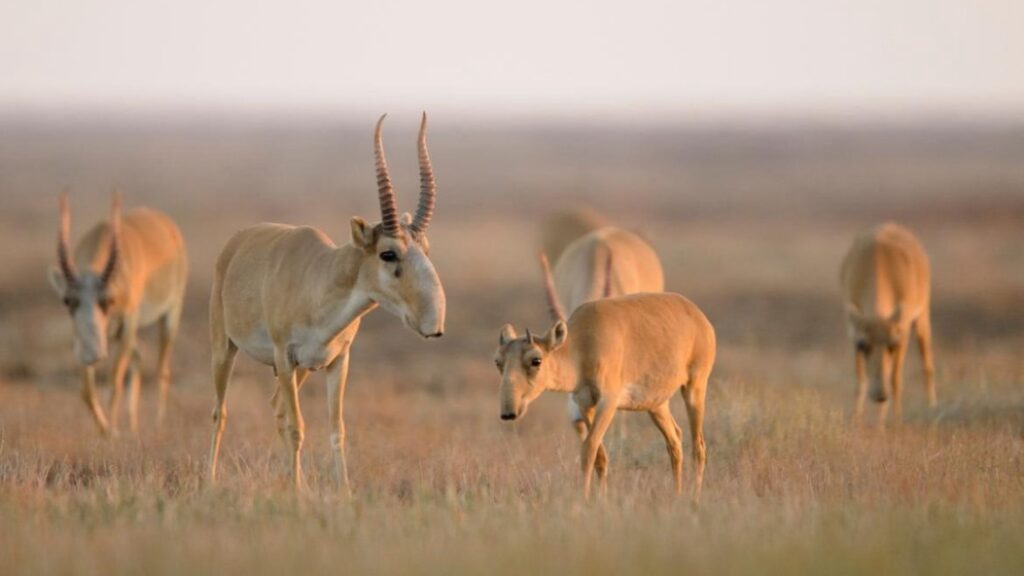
[290, 331, 343, 371]
[232, 327, 276, 366]
[617, 382, 674, 411]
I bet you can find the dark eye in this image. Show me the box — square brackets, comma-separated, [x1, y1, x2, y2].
[98, 296, 113, 313]
[530, 358, 542, 368]
[62, 296, 79, 310]
[379, 250, 398, 262]
[856, 340, 871, 353]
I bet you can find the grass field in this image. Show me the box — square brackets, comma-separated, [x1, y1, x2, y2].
[1, 116, 1023, 574]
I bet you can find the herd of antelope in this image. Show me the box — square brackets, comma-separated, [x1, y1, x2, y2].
[47, 114, 938, 501]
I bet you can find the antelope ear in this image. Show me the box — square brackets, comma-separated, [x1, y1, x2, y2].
[350, 217, 375, 250]
[544, 320, 568, 351]
[499, 324, 517, 346]
[47, 265, 67, 295]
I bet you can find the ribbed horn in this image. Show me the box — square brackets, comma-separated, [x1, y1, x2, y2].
[410, 112, 436, 236]
[601, 251, 614, 298]
[100, 191, 122, 285]
[57, 190, 78, 283]
[374, 114, 400, 237]
[539, 252, 566, 322]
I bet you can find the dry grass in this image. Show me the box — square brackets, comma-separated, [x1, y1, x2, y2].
[1, 117, 1023, 574]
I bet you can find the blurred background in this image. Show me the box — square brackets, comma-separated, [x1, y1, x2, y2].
[1, 0, 1020, 389]
[0, 2, 1022, 572]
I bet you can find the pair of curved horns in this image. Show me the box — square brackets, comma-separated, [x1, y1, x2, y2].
[57, 190, 121, 286]
[374, 113, 436, 238]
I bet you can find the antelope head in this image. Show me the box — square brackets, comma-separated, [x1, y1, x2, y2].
[47, 192, 122, 365]
[847, 304, 904, 402]
[492, 252, 570, 420]
[350, 113, 446, 339]
[494, 321, 568, 421]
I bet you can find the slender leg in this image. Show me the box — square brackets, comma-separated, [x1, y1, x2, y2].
[155, 307, 182, 428]
[126, 349, 142, 434]
[649, 403, 684, 496]
[274, 368, 309, 454]
[683, 369, 709, 503]
[891, 340, 910, 422]
[326, 347, 353, 496]
[574, 405, 610, 493]
[581, 399, 617, 500]
[853, 349, 868, 424]
[207, 339, 237, 484]
[275, 351, 305, 490]
[876, 396, 890, 428]
[570, 396, 609, 489]
[914, 313, 937, 408]
[107, 313, 139, 435]
[81, 365, 110, 436]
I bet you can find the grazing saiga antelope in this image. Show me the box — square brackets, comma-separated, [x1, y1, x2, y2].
[546, 227, 664, 314]
[208, 114, 446, 492]
[540, 226, 664, 445]
[495, 267, 715, 501]
[48, 192, 188, 436]
[841, 222, 936, 424]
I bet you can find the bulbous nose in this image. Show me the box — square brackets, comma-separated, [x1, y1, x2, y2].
[500, 412, 517, 421]
[872, 389, 889, 403]
[77, 349, 104, 366]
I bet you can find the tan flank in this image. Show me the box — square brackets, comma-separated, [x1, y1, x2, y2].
[48, 192, 188, 436]
[207, 114, 446, 492]
[495, 289, 715, 501]
[549, 227, 664, 312]
[540, 207, 609, 263]
[840, 222, 936, 425]
[540, 226, 664, 451]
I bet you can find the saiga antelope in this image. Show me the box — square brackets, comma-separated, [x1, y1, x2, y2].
[540, 226, 664, 449]
[208, 114, 446, 492]
[546, 227, 664, 315]
[841, 222, 936, 425]
[495, 269, 715, 501]
[48, 192, 188, 436]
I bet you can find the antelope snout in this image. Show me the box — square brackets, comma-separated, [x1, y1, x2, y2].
[500, 412, 517, 421]
[74, 340, 107, 366]
[406, 312, 445, 340]
[76, 349, 104, 366]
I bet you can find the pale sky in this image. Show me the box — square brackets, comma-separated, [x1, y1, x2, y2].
[1, 0, 1022, 119]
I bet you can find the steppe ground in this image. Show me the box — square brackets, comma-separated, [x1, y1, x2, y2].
[1, 116, 1022, 574]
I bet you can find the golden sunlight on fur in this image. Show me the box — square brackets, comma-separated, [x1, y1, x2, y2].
[207, 114, 446, 492]
[840, 222, 935, 425]
[549, 226, 664, 313]
[47, 192, 188, 436]
[496, 276, 716, 500]
[540, 225, 665, 451]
